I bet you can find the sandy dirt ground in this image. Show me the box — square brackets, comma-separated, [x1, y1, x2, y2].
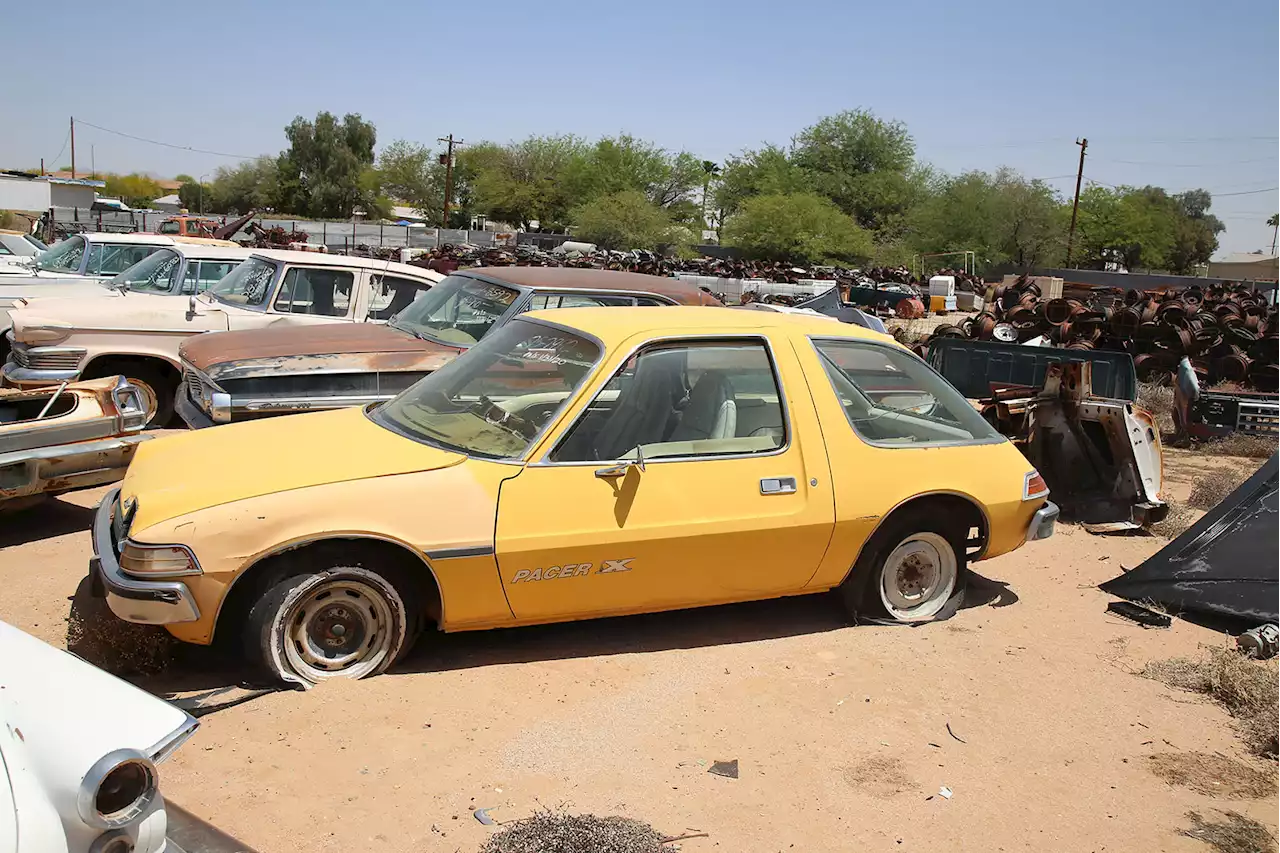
[1, 448, 1274, 853]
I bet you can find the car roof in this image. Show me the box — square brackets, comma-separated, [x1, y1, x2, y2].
[521, 305, 896, 347]
[171, 236, 239, 247]
[459, 266, 720, 305]
[168, 243, 253, 260]
[77, 232, 178, 244]
[250, 249, 443, 280]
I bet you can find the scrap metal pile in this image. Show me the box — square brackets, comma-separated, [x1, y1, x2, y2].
[931, 276, 1279, 391]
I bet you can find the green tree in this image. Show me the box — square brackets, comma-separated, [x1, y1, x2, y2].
[177, 180, 206, 212]
[467, 135, 589, 229]
[275, 112, 378, 218]
[791, 109, 922, 232]
[714, 145, 812, 217]
[570, 190, 682, 250]
[103, 173, 164, 208]
[722, 192, 873, 265]
[909, 168, 1065, 271]
[564, 135, 702, 210]
[206, 157, 280, 214]
[173, 174, 195, 185]
[375, 139, 438, 215]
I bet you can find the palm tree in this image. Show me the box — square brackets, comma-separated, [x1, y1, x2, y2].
[1269, 213, 1278, 255]
[700, 160, 721, 232]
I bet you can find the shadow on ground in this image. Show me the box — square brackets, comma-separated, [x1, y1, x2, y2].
[106, 570, 1020, 708]
[0, 498, 94, 547]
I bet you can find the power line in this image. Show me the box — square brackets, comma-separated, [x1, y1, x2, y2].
[74, 119, 256, 160]
[48, 127, 70, 169]
[1095, 156, 1278, 168]
[1210, 186, 1278, 197]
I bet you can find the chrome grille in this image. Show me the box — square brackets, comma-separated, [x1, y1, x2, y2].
[10, 342, 85, 370]
[182, 365, 219, 413]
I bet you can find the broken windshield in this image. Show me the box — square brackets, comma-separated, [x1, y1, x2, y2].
[374, 318, 599, 459]
[208, 257, 278, 308]
[110, 249, 182, 294]
[388, 274, 521, 347]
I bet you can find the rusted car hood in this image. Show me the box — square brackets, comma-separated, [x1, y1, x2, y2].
[182, 322, 463, 382]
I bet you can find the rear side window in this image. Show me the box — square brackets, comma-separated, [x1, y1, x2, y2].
[368, 274, 433, 320]
[182, 260, 240, 294]
[811, 338, 1001, 446]
[86, 244, 162, 276]
[274, 267, 354, 317]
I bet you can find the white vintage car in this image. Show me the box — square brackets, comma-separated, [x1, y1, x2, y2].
[0, 233, 193, 285]
[0, 621, 253, 853]
[0, 230, 47, 270]
[3, 250, 442, 425]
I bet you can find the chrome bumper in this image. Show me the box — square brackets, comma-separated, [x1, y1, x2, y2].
[1026, 500, 1060, 543]
[3, 361, 81, 384]
[174, 385, 217, 429]
[0, 433, 149, 501]
[90, 487, 201, 624]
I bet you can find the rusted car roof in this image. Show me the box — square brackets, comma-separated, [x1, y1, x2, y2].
[461, 267, 722, 306]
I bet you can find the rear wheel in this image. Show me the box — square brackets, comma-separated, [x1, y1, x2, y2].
[839, 509, 965, 623]
[245, 564, 420, 687]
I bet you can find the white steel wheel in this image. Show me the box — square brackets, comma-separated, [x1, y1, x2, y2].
[877, 531, 958, 622]
[259, 568, 408, 686]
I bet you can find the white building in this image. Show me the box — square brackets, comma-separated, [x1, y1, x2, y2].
[0, 171, 106, 212]
[152, 193, 183, 214]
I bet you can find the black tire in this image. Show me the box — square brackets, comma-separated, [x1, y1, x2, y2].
[838, 508, 966, 624]
[244, 562, 422, 687]
[84, 361, 176, 428]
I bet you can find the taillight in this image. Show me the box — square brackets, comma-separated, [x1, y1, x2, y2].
[1024, 471, 1049, 500]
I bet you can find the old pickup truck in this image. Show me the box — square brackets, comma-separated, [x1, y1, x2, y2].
[90, 307, 1056, 686]
[4, 250, 441, 425]
[175, 266, 720, 428]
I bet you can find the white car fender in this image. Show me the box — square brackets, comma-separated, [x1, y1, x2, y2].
[0, 621, 197, 853]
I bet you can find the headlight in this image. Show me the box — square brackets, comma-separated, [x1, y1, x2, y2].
[120, 541, 201, 577]
[78, 749, 158, 829]
[1023, 470, 1050, 500]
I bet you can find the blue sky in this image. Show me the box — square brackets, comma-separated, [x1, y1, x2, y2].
[5, 0, 1276, 256]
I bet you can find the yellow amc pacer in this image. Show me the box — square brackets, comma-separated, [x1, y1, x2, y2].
[89, 307, 1058, 686]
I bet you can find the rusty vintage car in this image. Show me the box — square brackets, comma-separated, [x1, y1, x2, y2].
[175, 267, 722, 428]
[0, 376, 148, 510]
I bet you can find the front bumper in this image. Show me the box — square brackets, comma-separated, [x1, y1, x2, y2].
[2, 360, 82, 385]
[175, 384, 217, 429]
[90, 487, 201, 625]
[1026, 500, 1059, 543]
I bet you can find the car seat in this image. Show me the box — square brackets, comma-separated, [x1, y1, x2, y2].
[669, 371, 737, 441]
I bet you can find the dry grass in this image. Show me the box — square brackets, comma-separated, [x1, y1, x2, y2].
[1137, 382, 1176, 433]
[842, 756, 917, 799]
[1204, 434, 1277, 460]
[1180, 810, 1277, 853]
[479, 811, 667, 853]
[1142, 646, 1279, 759]
[1147, 752, 1276, 798]
[1150, 499, 1197, 539]
[886, 318, 932, 346]
[1189, 468, 1250, 510]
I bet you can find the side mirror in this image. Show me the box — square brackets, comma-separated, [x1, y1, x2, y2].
[185, 294, 197, 322]
[593, 446, 646, 479]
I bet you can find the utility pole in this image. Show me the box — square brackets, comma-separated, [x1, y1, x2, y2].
[91, 144, 95, 180]
[1065, 137, 1088, 267]
[438, 134, 464, 228]
[69, 116, 76, 179]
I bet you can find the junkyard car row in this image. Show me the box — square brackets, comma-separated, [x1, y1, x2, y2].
[41, 233, 1280, 850]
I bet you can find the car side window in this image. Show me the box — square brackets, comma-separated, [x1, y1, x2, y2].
[182, 260, 240, 294]
[274, 267, 355, 317]
[811, 339, 1002, 446]
[368, 274, 432, 320]
[551, 339, 786, 463]
[86, 244, 161, 276]
[526, 292, 641, 310]
[0, 242, 11, 255]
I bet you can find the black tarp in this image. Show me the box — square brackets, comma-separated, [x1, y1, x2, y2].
[1099, 454, 1279, 624]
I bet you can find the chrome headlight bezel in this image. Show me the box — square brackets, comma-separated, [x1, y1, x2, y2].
[119, 540, 202, 578]
[77, 749, 159, 830]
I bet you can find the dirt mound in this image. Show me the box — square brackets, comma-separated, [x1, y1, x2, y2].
[1147, 752, 1275, 798]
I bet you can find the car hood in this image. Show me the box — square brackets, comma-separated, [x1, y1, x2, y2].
[122, 405, 466, 530]
[8, 292, 228, 342]
[182, 322, 464, 382]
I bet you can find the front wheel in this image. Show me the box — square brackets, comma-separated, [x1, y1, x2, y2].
[245, 566, 418, 687]
[839, 510, 964, 623]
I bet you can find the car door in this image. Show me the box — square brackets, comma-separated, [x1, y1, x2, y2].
[494, 333, 836, 622]
[242, 264, 360, 329]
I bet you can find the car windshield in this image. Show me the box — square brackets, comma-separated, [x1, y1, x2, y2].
[33, 235, 87, 272]
[23, 234, 47, 251]
[388, 274, 521, 346]
[158, 220, 182, 234]
[208, 257, 278, 306]
[374, 319, 600, 459]
[110, 248, 183, 293]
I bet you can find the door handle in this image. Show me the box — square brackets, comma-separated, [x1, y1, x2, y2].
[759, 476, 797, 495]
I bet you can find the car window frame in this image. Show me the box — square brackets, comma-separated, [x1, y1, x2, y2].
[807, 335, 1006, 449]
[271, 265, 358, 318]
[84, 242, 166, 277]
[521, 290, 679, 311]
[533, 332, 793, 467]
